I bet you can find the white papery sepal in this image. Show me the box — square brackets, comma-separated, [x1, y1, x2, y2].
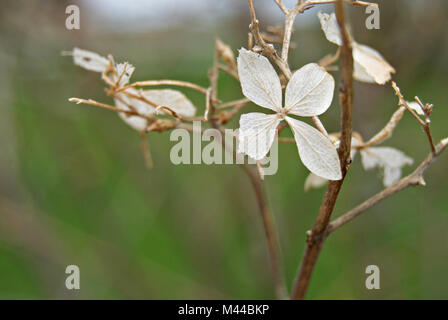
[286, 116, 342, 180]
[237, 48, 283, 112]
[237, 113, 281, 161]
[285, 63, 335, 117]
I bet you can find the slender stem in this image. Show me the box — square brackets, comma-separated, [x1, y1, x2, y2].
[247, 0, 292, 79]
[210, 36, 286, 298]
[139, 131, 153, 169]
[392, 81, 436, 153]
[217, 98, 250, 110]
[327, 138, 448, 234]
[361, 106, 405, 148]
[68, 98, 154, 122]
[241, 164, 287, 299]
[118, 80, 210, 96]
[291, 0, 353, 300]
[312, 116, 329, 138]
[216, 126, 287, 299]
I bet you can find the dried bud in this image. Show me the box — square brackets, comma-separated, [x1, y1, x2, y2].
[425, 104, 433, 116]
[215, 38, 236, 70]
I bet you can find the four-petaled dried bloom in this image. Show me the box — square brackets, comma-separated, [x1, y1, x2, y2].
[318, 12, 395, 85]
[237, 48, 342, 180]
[70, 48, 196, 131]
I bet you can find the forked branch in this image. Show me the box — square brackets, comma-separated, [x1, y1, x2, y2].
[327, 138, 448, 234]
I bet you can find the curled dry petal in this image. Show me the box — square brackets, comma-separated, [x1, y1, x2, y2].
[115, 89, 197, 131]
[72, 47, 110, 73]
[285, 63, 335, 117]
[304, 173, 328, 191]
[318, 12, 343, 46]
[360, 146, 413, 187]
[286, 116, 342, 180]
[115, 89, 154, 131]
[407, 101, 425, 116]
[352, 43, 395, 85]
[237, 48, 283, 112]
[114, 63, 135, 87]
[237, 113, 281, 160]
[318, 12, 395, 85]
[144, 89, 196, 117]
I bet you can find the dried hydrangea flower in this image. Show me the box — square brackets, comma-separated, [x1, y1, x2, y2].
[318, 12, 395, 85]
[237, 48, 341, 180]
[70, 48, 196, 131]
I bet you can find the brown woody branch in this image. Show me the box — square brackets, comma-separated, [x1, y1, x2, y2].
[291, 0, 353, 300]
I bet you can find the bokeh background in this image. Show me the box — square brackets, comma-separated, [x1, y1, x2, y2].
[0, 0, 447, 299]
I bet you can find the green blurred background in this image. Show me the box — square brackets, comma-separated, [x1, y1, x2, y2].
[0, 0, 447, 299]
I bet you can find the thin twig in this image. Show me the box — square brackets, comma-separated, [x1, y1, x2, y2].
[215, 125, 287, 299]
[247, 0, 292, 79]
[68, 98, 154, 122]
[118, 80, 210, 96]
[291, 0, 353, 300]
[240, 163, 287, 299]
[312, 116, 330, 138]
[318, 48, 341, 68]
[278, 137, 295, 143]
[218, 63, 239, 80]
[275, 0, 289, 14]
[392, 82, 436, 153]
[281, 2, 305, 63]
[327, 138, 448, 234]
[209, 37, 287, 298]
[216, 98, 250, 110]
[139, 131, 153, 169]
[361, 106, 406, 148]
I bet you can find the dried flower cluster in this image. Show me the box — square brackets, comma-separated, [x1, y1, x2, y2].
[68, 0, 448, 299]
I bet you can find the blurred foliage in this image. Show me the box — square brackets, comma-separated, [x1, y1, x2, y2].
[0, 0, 447, 299]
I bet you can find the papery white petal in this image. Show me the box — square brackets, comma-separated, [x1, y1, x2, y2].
[353, 60, 375, 83]
[115, 89, 155, 116]
[237, 113, 281, 160]
[383, 166, 402, 187]
[144, 89, 196, 117]
[360, 146, 413, 186]
[113, 63, 135, 87]
[237, 48, 282, 112]
[72, 47, 110, 73]
[118, 113, 148, 131]
[361, 146, 413, 169]
[407, 101, 425, 116]
[318, 12, 343, 46]
[285, 63, 335, 117]
[115, 89, 154, 131]
[304, 173, 328, 191]
[285, 116, 342, 180]
[353, 43, 395, 85]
